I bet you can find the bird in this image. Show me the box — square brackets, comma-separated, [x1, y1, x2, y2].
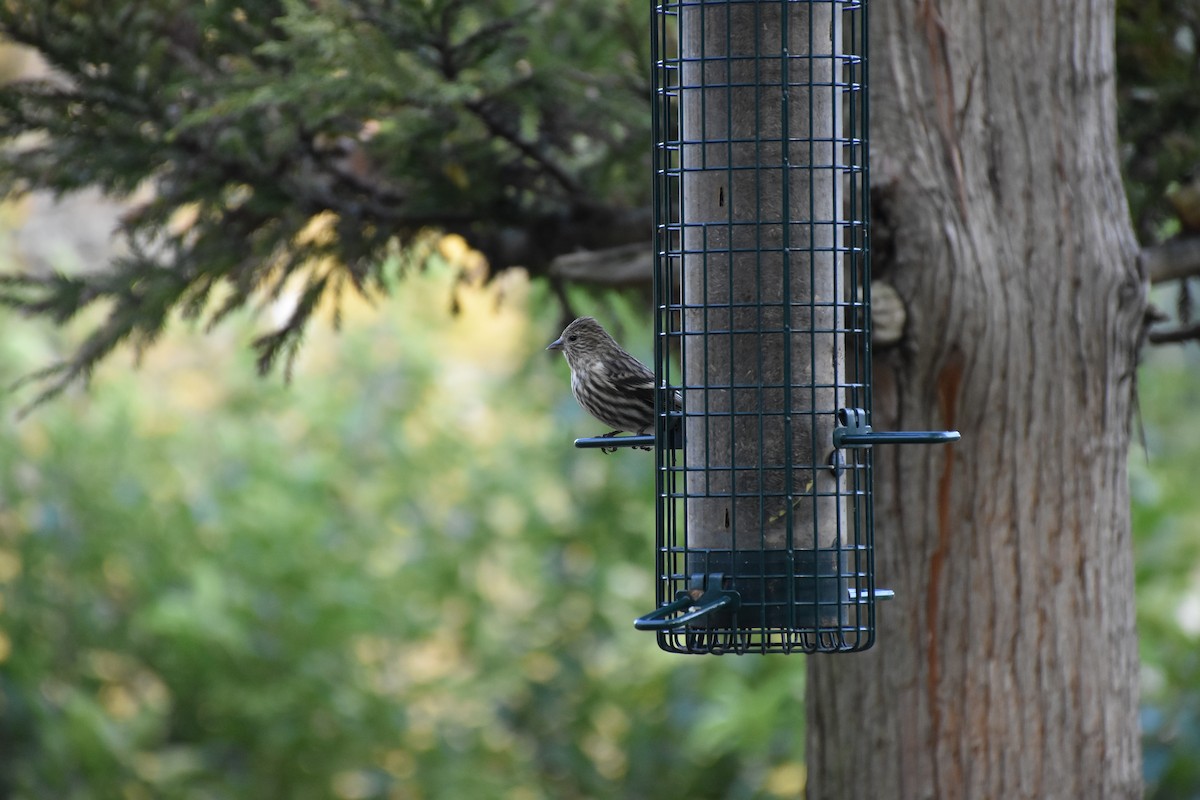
[546, 316, 661, 451]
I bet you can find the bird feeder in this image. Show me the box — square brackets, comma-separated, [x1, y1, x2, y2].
[619, 0, 959, 654]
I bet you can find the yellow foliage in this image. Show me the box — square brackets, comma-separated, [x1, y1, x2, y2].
[0, 549, 21, 582]
[167, 202, 201, 237]
[295, 210, 340, 247]
[763, 762, 807, 796]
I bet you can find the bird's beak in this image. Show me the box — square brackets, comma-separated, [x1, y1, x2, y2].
[546, 337, 564, 351]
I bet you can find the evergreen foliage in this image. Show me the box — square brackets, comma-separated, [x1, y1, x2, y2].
[1116, 0, 1200, 242]
[0, 0, 1196, 400]
[0, 0, 650, 401]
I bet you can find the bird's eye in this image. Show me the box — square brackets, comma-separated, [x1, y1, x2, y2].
[568, 335, 578, 342]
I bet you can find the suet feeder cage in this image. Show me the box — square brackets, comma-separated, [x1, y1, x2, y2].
[601, 0, 960, 654]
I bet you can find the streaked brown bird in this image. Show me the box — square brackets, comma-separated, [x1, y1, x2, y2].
[546, 316, 659, 449]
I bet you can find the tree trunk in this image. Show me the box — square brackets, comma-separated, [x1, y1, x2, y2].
[806, 1, 1146, 798]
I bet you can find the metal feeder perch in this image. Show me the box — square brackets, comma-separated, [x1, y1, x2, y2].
[617, 0, 960, 654]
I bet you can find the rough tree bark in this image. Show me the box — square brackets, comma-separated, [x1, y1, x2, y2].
[805, 1, 1146, 798]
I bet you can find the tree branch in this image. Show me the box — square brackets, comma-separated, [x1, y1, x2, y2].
[464, 98, 583, 199]
[1147, 320, 1200, 345]
[549, 243, 652, 285]
[1141, 235, 1200, 284]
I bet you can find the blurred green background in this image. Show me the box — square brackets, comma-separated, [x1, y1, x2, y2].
[1132, 339, 1200, 800]
[0, 239, 1196, 799]
[0, 249, 812, 800]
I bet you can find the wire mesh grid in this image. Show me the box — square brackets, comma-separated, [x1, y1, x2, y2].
[650, 0, 874, 654]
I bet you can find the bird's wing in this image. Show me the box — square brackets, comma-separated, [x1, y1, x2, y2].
[611, 358, 677, 413]
[611, 370, 656, 407]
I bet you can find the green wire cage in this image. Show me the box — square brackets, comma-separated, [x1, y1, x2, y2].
[627, 0, 958, 654]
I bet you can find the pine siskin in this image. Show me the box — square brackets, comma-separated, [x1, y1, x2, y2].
[546, 316, 660, 449]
